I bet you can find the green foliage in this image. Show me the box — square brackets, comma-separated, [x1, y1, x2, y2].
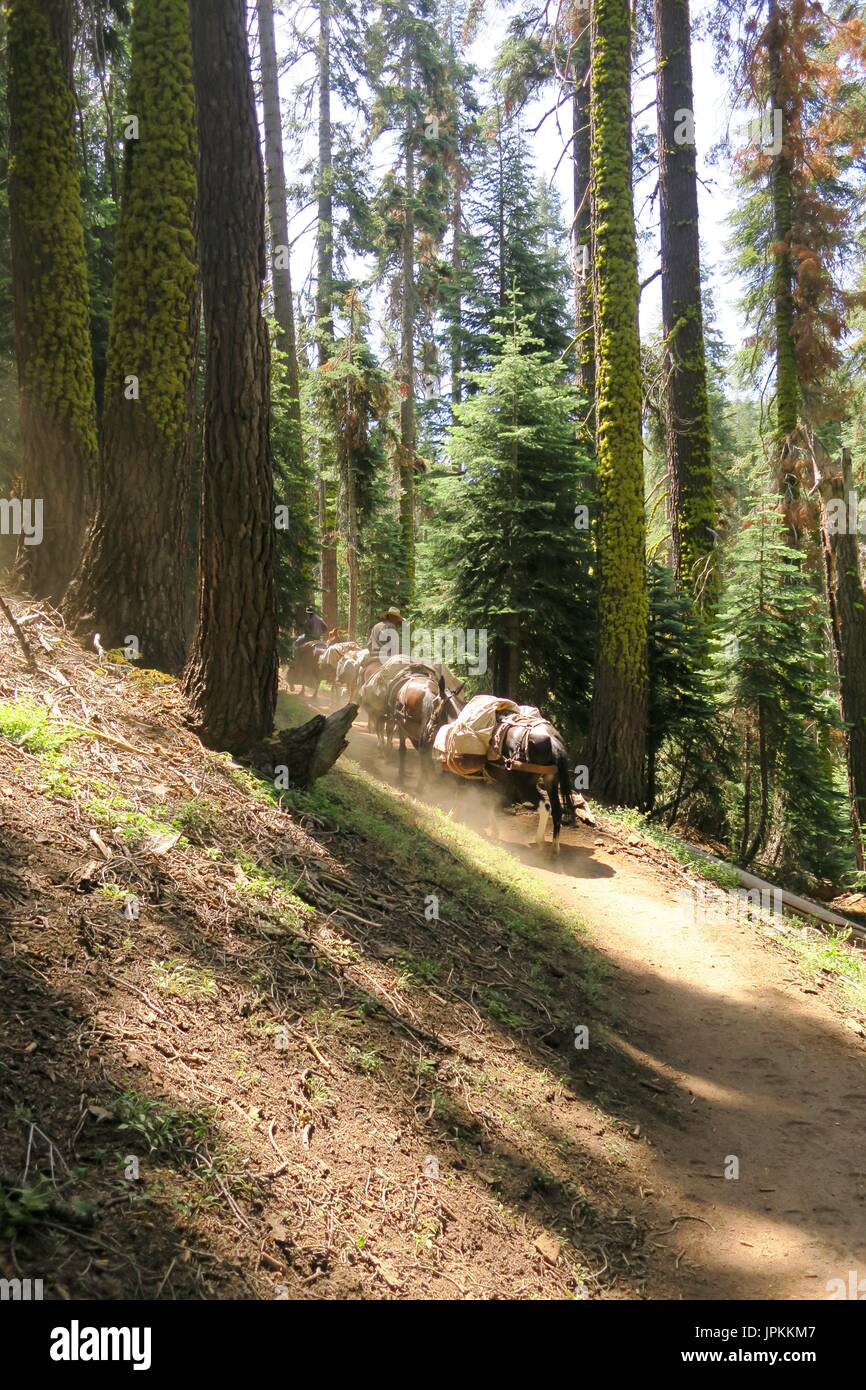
[646, 562, 726, 816]
[419, 305, 594, 737]
[272, 334, 317, 653]
[453, 108, 573, 377]
[101, 0, 197, 446]
[587, 0, 647, 744]
[6, 0, 98, 461]
[711, 498, 846, 880]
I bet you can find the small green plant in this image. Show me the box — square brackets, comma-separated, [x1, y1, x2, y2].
[150, 959, 217, 998]
[348, 1045, 381, 1075]
[0, 1179, 52, 1236]
[0, 698, 74, 756]
[112, 1089, 215, 1161]
[485, 990, 525, 1030]
[172, 797, 221, 839]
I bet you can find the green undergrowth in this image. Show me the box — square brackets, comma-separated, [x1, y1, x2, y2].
[608, 805, 741, 890]
[267, 698, 610, 1016]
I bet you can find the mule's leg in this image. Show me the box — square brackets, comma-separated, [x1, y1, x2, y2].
[536, 795, 550, 849]
[547, 776, 563, 857]
[398, 728, 407, 781]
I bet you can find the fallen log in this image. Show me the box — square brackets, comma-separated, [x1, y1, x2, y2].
[245, 702, 358, 789]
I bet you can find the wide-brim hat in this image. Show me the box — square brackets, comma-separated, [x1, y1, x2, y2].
[384, 607, 405, 622]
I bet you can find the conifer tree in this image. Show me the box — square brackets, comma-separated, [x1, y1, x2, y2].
[6, 0, 98, 600]
[368, 0, 451, 600]
[582, 0, 647, 806]
[654, 0, 716, 602]
[183, 0, 277, 751]
[713, 497, 844, 877]
[456, 108, 572, 375]
[429, 305, 593, 732]
[65, 0, 199, 671]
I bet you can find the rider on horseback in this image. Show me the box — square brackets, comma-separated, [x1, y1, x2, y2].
[293, 605, 328, 654]
[366, 606, 405, 660]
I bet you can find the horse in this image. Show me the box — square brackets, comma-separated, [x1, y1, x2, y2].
[481, 714, 577, 855]
[335, 647, 379, 703]
[285, 640, 325, 698]
[318, 638, 359, 703]
[390, 671, 464, 781]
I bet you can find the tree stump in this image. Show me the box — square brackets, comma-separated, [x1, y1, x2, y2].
[245, 702, 358, 788]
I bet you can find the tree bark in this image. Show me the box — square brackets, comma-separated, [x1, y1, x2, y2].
[582, 0, 647, 807]
[7, 0, 98, 602]
[813, 446, 866, 869]
[248, 701, 358, 787]
[257, 0, 303, 443]
[398, 45, 417, 599]
[654, 0, 716, 602]
[182, 0, 277, 753]
[767, 0, 799, 498]
[316, 0, 338, 626]
[572, 42, 595, 428]
[65, 0, 199, 672]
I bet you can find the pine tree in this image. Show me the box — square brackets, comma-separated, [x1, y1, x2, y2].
[182, 0, 277, 752]
[6, 0, 98, 600]
[367, 0, 452, 600]
[316, 290, 392, 637]
[582, 0, 648, 806]
[654, 0, 716, 602]
[256, 0, 317, 653]
[712, 497, 844, 877]
[427, 305, 593, 733]
[456, 107, 572, 375]
[65, 0, 199, 672]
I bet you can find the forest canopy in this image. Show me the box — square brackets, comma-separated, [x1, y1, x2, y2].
[1, 0, 866, 892]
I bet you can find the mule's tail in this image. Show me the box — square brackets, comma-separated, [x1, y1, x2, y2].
[556, 745, 576, 824]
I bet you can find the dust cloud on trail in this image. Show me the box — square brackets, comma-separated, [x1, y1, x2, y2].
[345, 717, 502, 842]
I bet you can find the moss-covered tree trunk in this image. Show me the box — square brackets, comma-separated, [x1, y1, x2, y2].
[258, 0, 303, 442]
[316, 0, 338, 628]
[654, 0, 716, 603]
[65, 0, 199, 671]
[398, 45, 416, 600]
[182, 0, 277, 752]
[7, 0, 98, 601]
[572, 35, 595, 428]
[814, 446, 866, 870]
[768, 0, 799, 497]
[583, 0, 647, 806]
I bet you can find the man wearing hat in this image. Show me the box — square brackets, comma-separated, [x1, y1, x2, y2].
[293, 604, 328, 653]
[366, 605, 405, 660]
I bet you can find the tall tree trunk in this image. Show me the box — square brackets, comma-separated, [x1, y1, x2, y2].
[583, 0, 648, 806]
[572, 38, 595, 427]
[398, 46, 416, 599]
[813, 446, 866, 869]
[316, 0, 338, 626]
[451, 172, 462, 412]
[7, 0, 98, 601]
[65, 0, 199, 672]
[257, 0, 302, 444]
[767, 0, 798, 498]
[654, 0, 716, 603]
[182, 0, 277, 753]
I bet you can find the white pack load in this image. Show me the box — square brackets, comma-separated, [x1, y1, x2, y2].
[433, 694, 541, 774]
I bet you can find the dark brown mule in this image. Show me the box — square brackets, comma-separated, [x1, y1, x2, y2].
[286, 640, 324, 698]
[482, 716, 575, 855]
[391, 673, 464, 780]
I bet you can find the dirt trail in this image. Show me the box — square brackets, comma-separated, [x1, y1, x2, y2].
[347, 721, 866, 1300]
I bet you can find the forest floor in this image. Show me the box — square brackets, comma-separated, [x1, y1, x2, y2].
[2, 596, 866, 1300]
